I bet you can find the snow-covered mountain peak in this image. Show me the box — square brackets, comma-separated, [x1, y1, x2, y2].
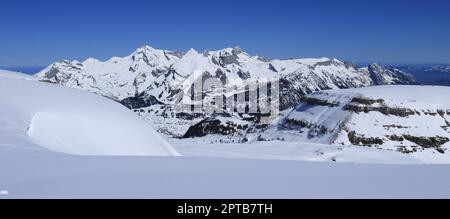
[130, 45, 180, 68]
[36, 45, 417, 112]
[232, 46, 244, 54]
[359, 63, 416, 86]
[296, 57, 338, 66]
[133, 45, 166, 55]
[82, 57, 101, 65]
[253, 55, 270, 62]
[185, 48, 200, 56]
[61, 59, 82, 66]
[209, 46, 253, 63]
[216, 46, 244, 55]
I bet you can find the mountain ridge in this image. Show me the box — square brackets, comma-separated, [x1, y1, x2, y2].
[36, 45, 417, 138]
[37, 45, 416, 103]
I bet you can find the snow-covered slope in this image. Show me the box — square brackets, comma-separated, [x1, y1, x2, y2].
[1, 132, 449, 198]
[259, 86, 450, 163]
[2, 150, 450, 198]
[359, 63, 416, 85]
[0, 71, 178, 156]
[169, 138, 422, 164]
[0, 69, 37, 80]
[36, 45, 416, 137]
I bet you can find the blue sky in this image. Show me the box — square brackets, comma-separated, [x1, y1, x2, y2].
[1, 0, 449, 67]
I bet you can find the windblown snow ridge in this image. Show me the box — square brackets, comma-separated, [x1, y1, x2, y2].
[0, 71, 179, 156]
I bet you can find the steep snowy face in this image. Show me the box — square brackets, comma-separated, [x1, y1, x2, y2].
[360, 63, 416, 86]
[263, 86, 450, 162]
[0, 71, 179, 156]
[275, 58, 374, 109]
[36, 46, 181, 100]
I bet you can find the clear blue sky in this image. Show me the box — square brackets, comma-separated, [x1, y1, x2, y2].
[1, 0, 449, 67]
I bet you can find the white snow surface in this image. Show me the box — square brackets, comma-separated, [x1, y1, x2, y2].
[0, 72, 178, 156]
[169, 139, 421, 164]
[0, 69, 36, 80]
[328, 85, 450, 109]
[1, 141, 450, 198]
[2, 70, 450, 198]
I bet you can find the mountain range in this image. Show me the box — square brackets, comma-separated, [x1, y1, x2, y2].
[36, 45, 419, 144]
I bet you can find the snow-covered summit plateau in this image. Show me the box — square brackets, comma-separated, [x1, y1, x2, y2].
[0, 69, 178, 156]
[260, 86, 450, 162]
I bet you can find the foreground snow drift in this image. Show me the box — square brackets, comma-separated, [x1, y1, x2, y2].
[0, 70, 178, 156]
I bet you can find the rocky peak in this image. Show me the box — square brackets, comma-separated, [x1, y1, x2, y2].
[366, 63, 416, 85]
[368, 63, 384, 73]
[231, 46, 243, 55]
[130, 45, 180, 70]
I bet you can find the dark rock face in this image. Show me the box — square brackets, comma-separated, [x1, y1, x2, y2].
[281, 119, 328, 139]
[345, 104, 417, 117]
[183, 118, 248, 138]
[42, 67, 60, 80]
[396, 146, 421, 154]
[121, 94, 163, 109]
[268, 64, 278, 72]
[386, 135, 405, 142]
[150, 68, 168, 77]
[279, 77, 308, 110]
[283, 119, 313, 129]
[219, 53, 240, 66]
[215, 69, 228, 84]
[403, 135, 449, 149]
[348, 131, 384, 146]
[355, 133, 449, 154]
[350, 97, 384, 105]
[301, 97, 340, 107]
[278, 71, 341, 110]
[165, 50, 183, 59]
[175, 112, 204, 120]
[343, 97, 450, 118]
[236, 69, 251, 80]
